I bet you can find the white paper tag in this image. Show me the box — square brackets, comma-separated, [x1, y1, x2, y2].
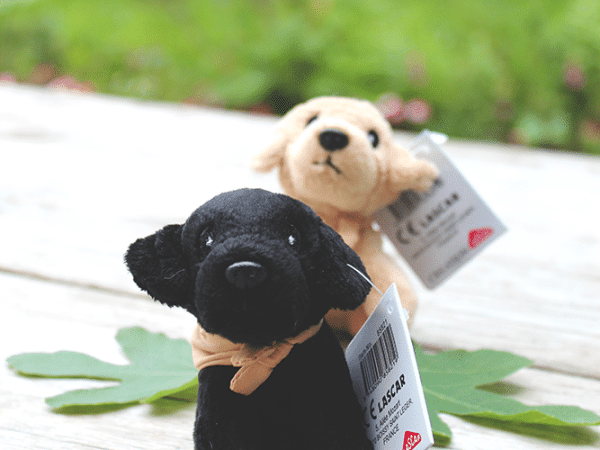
[375, 130, 507, 289]
[346, 284, 434, 450]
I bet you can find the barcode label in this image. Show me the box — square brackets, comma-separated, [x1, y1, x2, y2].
[387, 178, 444, 222]
[346, 284, 434, 450]
[359, 325, 398, 395]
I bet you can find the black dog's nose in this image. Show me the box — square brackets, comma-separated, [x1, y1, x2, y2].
[319, 129, 349, 151]
[225, 261, 267, 290]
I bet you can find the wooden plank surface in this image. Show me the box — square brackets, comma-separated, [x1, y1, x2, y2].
[1, 272, 197, 450]
[1, 84, 599, 449]
[2, 272, 599, 449]
[2, 84, 599, 377]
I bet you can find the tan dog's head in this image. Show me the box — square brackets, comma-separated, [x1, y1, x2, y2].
[252, 96, 438, 217]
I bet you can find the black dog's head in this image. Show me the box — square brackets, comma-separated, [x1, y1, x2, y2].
[125, 189, 371, 346]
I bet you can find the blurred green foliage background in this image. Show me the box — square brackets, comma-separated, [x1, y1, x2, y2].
[1, 0, 599, 154]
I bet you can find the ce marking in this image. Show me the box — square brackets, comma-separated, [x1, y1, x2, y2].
[396, 221, 420, 244]
[363, 399, 377, 428]
[370, 399, 377, 421]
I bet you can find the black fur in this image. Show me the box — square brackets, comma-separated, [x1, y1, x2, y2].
[126, 188, 372, 450]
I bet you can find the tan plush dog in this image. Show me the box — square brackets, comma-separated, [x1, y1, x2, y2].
[252, 96, 438, 336]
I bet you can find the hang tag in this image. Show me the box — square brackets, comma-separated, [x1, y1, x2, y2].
[346, 284, 433, 450]
[374, 130, 507, 289]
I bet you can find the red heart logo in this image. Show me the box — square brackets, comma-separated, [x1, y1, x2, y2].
[403, 431, 422, 450]
[468, 227, 494, 249]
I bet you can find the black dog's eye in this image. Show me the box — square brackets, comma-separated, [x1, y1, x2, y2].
[287, 223, 301, 247]
[306, 115, 318, 127]
[199, 229, 214, 248]
[367, 130, 379, 148]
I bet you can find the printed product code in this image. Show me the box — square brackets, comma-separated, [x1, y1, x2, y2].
[359, 324, 398, 395]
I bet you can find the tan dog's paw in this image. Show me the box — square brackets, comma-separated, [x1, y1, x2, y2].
[412, 160, 439, 191]
[388, 150, 439, 193]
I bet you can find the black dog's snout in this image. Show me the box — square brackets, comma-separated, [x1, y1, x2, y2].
[319, 129, 349, 151]
[225, 261, 267, 290]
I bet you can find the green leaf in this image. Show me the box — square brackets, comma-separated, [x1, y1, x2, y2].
[7, 328, 600, 446]
[414, 346, 600, 442]
[7, 327, 198, 409]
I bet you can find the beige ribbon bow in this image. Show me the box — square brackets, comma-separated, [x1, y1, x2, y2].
[191, 320, 323, 395]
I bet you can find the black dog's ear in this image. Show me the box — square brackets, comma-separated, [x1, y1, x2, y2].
[314, 221, 372, 310]
[125, 224, 195, 314]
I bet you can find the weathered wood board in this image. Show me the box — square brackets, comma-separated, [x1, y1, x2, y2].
[1, 84, 599, 449]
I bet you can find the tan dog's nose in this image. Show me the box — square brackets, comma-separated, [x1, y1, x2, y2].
[319, 129, 349, 152]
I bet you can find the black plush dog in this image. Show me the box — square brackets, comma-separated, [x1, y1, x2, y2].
[125, 188, 373, 450]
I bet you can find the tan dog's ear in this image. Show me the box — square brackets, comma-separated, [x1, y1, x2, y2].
[387, 142, 439, 192]
[251, 129, 289, 173]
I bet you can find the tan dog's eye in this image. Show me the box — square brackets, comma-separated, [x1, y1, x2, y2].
[306, 115, 318, 127]
[367, 130, 379, 148]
